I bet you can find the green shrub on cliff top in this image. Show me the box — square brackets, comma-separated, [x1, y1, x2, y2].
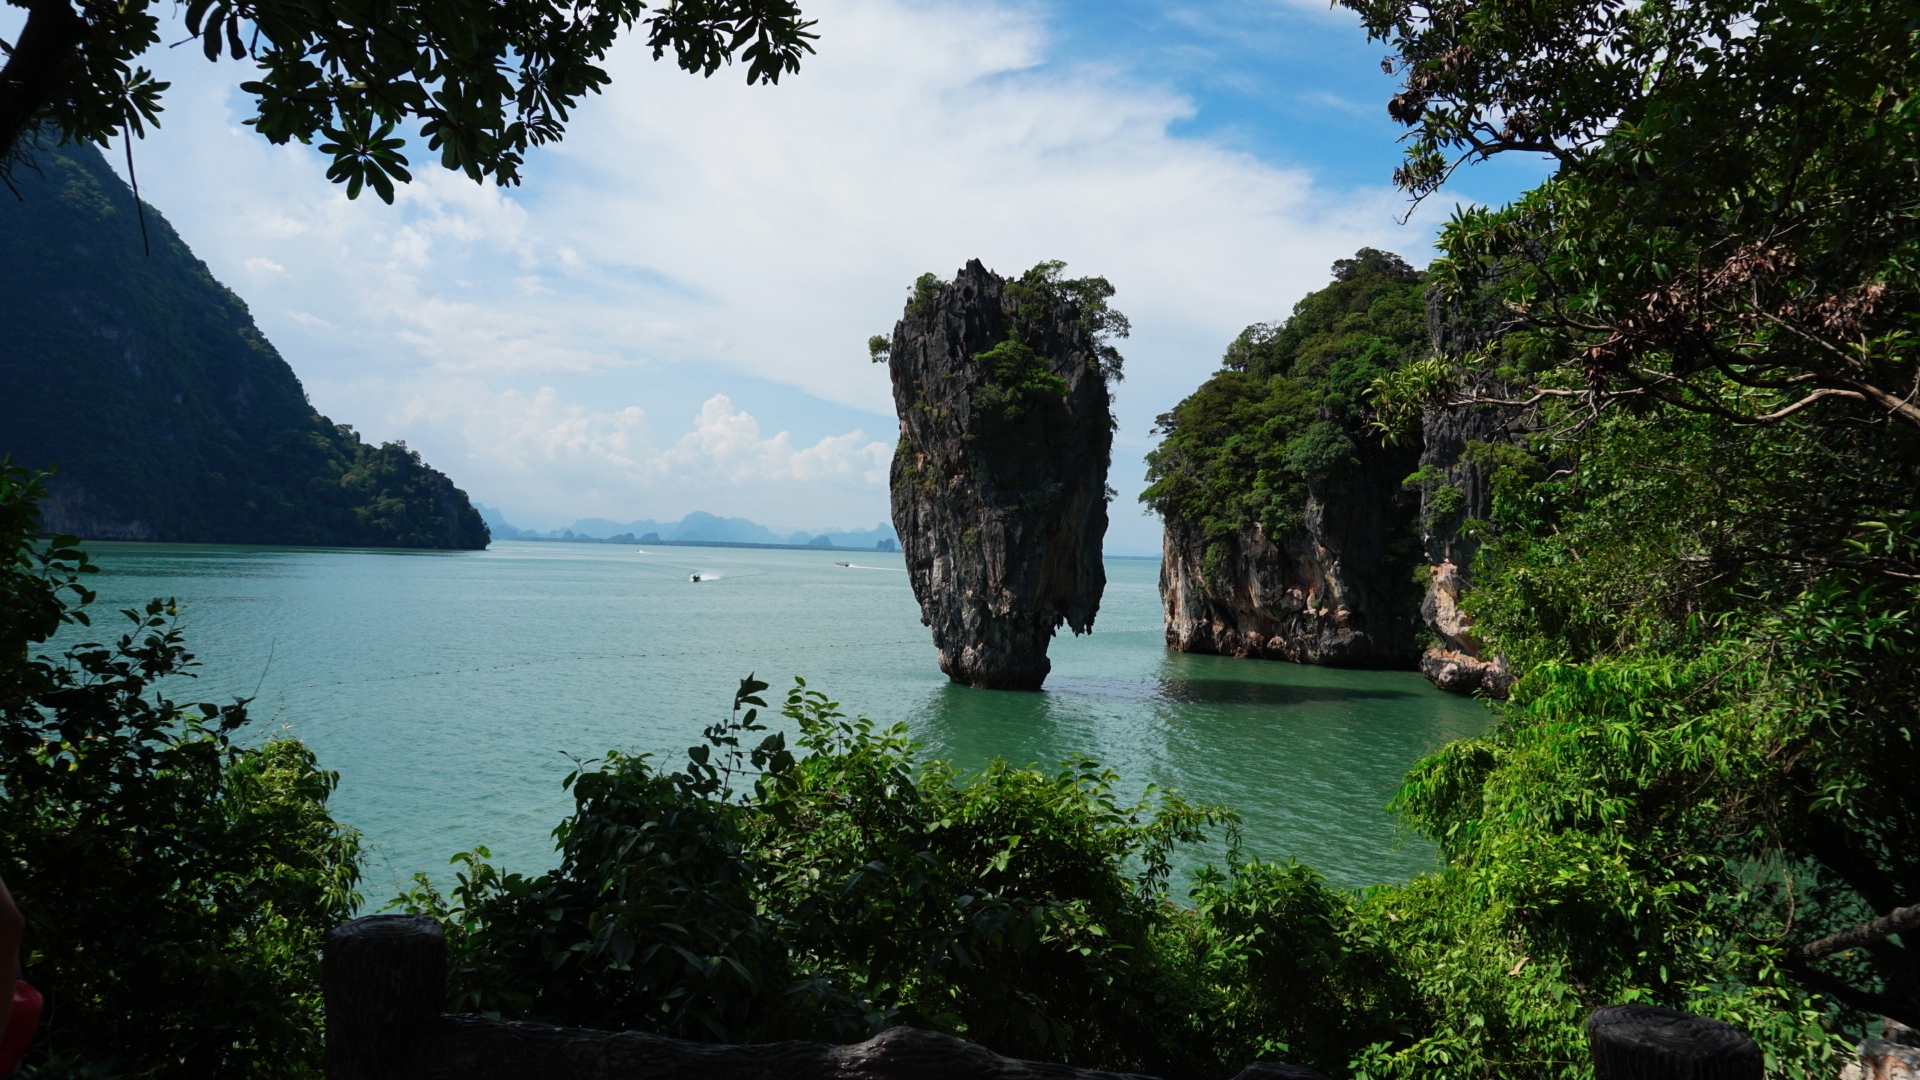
[1141, 249, 1428, 548]
[973, 339, 1071, 423]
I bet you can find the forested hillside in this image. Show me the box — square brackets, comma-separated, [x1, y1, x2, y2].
[0, 141, 488, 549]
[1143, 249, 1428, 546]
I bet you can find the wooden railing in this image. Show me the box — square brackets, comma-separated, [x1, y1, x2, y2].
[322, 915, 1762, 1080]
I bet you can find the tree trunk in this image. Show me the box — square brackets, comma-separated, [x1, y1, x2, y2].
[0, 0, 86, 170]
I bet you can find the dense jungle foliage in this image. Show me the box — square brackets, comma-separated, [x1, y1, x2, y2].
[1352, 411, 1919, 1079]
[0, 142, 489, 549]
[1140, 250, 1427, 547]
[0, 464, 363, 1078]
[1350, 0, 1919, 1067]
[1132, 0, 1920, 1066]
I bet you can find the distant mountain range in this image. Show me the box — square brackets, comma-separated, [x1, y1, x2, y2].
[0, 142, 488, 549]
[477, 507, 897, 549]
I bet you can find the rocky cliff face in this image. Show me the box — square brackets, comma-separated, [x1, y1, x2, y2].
[1150, 257, 1525, 695]
[1412, 407, 1517, 694]
[1409, 290, 1521, 695]
[1147, 251, 1429, 670]
[887, 260, 1114, 690]
[1160, 445, 1422, 665]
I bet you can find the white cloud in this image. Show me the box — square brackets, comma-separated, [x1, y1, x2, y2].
[110, 0, 1448, 551]
[390, 384, 888, 524]
[657, 396, 890, 489]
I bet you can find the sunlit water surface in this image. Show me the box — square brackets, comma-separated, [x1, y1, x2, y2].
[69, 540, 1489, 899]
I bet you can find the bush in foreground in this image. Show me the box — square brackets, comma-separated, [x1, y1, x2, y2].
[0, 464, 363, 1078]
[408, 655, 1881, 1080]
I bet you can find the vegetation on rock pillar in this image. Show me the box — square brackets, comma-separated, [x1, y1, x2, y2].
[883, 259, 1124, 690]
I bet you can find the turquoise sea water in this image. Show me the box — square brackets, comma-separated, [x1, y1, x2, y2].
[70, 539, 1489, 899]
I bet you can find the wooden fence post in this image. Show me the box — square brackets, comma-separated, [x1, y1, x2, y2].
[1589, 1005, 1762, 1080]
[323, 915, 446, 1080]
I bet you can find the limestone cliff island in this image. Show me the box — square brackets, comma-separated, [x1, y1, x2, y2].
[881, 261, 1125, 690]
[1144, 249, 1517, 695]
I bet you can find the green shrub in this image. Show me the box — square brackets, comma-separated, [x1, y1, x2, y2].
[973, 339, 1072, 423]
[399, 678, 1254, 1074]
[1341, 401, 1920, 1078]
[0, 464, 363, 1078]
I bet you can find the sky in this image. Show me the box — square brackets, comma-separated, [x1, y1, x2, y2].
[20, 0, 1550, 553]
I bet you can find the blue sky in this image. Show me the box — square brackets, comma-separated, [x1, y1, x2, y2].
[14, 0, 1550, 553]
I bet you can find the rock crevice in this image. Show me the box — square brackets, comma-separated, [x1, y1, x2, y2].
[1407, 287, 1526, 695]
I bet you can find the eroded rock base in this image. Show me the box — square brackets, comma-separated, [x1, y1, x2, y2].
[1160, 515, 1419, 668]
[1418, 561, 1514, 698]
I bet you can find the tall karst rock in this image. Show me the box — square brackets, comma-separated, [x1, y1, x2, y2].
[884, 260, 1123, 690]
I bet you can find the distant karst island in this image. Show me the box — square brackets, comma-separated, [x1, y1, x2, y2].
[482, 508, 900, 550]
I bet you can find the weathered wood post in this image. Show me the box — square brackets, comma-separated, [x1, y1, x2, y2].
[1589, 1005, 1762, 1080]
[324, 915, 446, 1080]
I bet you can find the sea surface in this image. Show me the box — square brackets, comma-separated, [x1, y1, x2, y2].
[67, 539, 1490, 900]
